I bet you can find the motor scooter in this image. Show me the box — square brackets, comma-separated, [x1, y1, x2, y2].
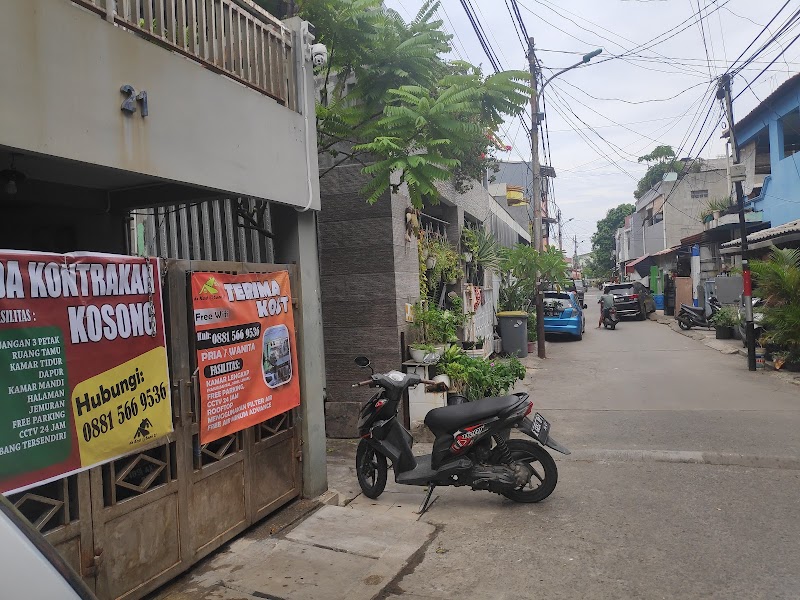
[603, 306, 619, 329]
[677, 296, 721, 330]
[352, 356, 570, 514]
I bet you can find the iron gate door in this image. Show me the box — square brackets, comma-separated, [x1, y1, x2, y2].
[9, 260, 302, 600]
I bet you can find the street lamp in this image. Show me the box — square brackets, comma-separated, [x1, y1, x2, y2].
[529, 43, 602, 358]
[540, 49, 603, 96]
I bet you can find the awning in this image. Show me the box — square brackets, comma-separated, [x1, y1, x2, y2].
[625, 254, 654, 275]
[652, 246, 679, 257]
[720, 218, 800, 254]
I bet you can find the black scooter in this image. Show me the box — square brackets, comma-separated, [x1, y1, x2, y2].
[677, 296, 721, 330]
[603, 307, 619, 330]
[352, 356, 570, 514]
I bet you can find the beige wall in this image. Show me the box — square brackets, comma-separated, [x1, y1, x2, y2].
[0, 0, 319, 210]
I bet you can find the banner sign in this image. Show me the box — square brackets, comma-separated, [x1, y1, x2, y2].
[191, 271, 300, 443]
[0, 251, 172, 494]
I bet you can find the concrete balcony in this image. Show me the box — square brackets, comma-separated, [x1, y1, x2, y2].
[0, 0, 318, 211]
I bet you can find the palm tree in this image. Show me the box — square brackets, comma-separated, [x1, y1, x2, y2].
[750, 247, 800, 364]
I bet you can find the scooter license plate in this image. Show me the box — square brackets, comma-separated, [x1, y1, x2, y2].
[531, 413, 550, 443]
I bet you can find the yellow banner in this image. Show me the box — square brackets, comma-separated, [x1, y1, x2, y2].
[72, 347, 173, 465]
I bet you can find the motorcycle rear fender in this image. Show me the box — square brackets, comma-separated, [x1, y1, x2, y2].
[363, 417, 416, 474]
[517, 416, 571, 455]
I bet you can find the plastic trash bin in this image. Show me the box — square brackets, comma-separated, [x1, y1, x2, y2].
[654, 294, 665, 310]
[496, 311, 528, 358]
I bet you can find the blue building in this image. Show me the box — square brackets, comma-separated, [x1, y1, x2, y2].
[735, 73, 800, 228]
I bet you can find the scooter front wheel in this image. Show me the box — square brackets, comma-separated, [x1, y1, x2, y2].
[678, 315, 692, 330]
[356, 439, 387, 499]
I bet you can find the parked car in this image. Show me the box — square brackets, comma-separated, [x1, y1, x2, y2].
[542, 291, 586, 340]
[0, 494, 97, 599]
[602, 282, 656, 320]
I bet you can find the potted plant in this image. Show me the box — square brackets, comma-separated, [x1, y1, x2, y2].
[410, 299, 467, 358]
[409, 342, 438, 362]
[527, 315, 537, 353]
[462, 228, 500, 286]
[710, 305, 739, 339]
[750, 248, 800, 371]
[438, 346, 525, 405]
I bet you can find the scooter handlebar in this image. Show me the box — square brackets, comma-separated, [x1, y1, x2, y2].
[351, 379, 373, 388]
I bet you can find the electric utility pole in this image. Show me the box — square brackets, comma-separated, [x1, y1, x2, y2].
[718, 74, 756, 371]
[557, 210, 563, 252]
[528, 37, 546, 358]
[574, 236, 579, 269]
[527, 40, 601, 359]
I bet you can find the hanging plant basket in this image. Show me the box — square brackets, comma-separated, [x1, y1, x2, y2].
[463, 251, 473, 263]
[425, 256, 437, 270]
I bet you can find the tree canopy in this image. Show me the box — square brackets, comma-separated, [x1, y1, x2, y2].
[633, 145, 682, 200]
[587, 203, 635, 279]
[297, 0, 529, 208]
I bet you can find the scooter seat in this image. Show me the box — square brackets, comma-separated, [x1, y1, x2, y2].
[680, 304, 704, 314]
[425, 395, 522, 437]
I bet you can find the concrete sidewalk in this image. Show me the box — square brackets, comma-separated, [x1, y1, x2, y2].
[649, 310, 800, 386]
[150, 463, 435, 600]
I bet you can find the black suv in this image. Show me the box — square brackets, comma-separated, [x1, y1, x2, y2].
[602, 281, 656, 320]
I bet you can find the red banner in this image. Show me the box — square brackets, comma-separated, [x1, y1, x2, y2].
[0, 251, 172, 494]
[191, 271, 300, 443]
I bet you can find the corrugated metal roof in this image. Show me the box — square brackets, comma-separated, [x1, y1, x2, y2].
[652, 246, 679, 256]
[721, 219, 800, 248]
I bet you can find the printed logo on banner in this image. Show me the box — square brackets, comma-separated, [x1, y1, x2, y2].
[191, 271, 300, 443]
[0, 252, 172, 495]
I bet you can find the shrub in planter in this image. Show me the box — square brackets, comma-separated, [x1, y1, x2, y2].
[711, 305, 738, 339]
[409, 342, 437, 362]
[411, 301, 465, 345]
[438, 346, 525, 401]
[751, 248, 800, 365]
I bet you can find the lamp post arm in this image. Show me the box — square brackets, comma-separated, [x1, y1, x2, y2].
[539, 49, 602, 95]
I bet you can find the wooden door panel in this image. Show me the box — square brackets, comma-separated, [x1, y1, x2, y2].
[101, 492, 181, 599]
[190, 460, 248, 555]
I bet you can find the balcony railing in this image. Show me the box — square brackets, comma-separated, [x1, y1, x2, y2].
[74, 0, 296, 109]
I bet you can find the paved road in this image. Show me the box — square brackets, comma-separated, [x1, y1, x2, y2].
[373, 290, 800, 600]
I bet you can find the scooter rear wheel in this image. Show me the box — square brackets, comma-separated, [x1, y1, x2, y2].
[356, 439, 388, 499]
[496, 439, 557, 503]
[678, 316, 692, 330]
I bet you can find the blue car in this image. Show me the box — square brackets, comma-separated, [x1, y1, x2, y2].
[542, 291, 586, 340]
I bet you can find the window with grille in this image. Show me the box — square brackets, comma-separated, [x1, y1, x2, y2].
[691, 189, 709, 199]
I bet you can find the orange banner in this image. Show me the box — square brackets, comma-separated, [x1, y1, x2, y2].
[191, 271, 300, 443]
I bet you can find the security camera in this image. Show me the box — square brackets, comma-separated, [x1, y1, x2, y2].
[311, 43, 328, 67]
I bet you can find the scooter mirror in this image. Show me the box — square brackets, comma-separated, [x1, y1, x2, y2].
[354, 356, 371, 368]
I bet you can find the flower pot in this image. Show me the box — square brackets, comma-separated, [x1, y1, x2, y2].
[715, 325, 732, 340]
[713, 210, 721, 220]
[425, 256, 437, 270]
[463, 251, 473, 263]
[527, 341, 535, 353]
[447, 393, 468, 406]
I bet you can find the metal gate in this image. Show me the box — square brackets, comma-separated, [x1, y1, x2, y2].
[7, 260, 302, 600]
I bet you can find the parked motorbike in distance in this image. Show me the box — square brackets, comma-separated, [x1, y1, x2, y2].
[677, 296, 722, 330]
[603, 307, 619, 330]
[352, 356, 570, 514]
